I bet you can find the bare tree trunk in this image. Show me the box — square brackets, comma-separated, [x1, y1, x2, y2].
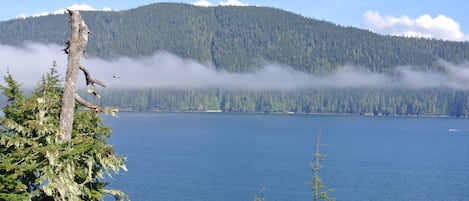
[59, 10, 89, 142]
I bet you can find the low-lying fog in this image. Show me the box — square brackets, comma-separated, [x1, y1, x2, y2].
[1, 42, 469, 90]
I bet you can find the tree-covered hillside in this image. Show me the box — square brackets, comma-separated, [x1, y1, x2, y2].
[1, 3, 469, 73]
[3, 3, 469, 117]
[81, 88, 469, 117]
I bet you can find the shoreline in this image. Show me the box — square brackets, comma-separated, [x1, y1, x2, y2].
[114, 108, 465, 118]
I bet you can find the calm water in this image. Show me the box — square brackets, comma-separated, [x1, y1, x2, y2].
[104, 112, 469, 201]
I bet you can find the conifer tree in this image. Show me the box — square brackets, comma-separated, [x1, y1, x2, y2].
[0, 64, 127, 200]
[307, 130, 334, 201]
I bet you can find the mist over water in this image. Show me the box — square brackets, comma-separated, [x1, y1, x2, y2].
[1, 42, 469, 90]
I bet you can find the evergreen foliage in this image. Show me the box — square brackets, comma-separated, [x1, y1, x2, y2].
[252, 186, 266, 201]
[0, 3, 468, 73]
[80, 88, 469, 117]
[0, 65, 127, 201]
[307, 130, 334, 201]
[2, 3, 469, 116]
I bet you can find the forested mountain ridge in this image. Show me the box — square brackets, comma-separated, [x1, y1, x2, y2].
[1, 2, 469, 73]
[3, 3, 469, 117]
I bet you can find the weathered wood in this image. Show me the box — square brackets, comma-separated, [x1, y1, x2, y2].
[75, 94, 99, 112]
[79, 65, 106, 97]
[79, 65, 106, 88]
[59, 10, 89, 142]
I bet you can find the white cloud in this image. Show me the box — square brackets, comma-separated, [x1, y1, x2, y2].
[219, 0, 249, 6]
[192, 0, 214, 7]
[15, 14, 28, 19]
[102, 7, 113, 12]
[66, 4, 97, 11]
[16, 4, 113, 19]
[52, 9, 68, 15]
[32, 12, 51, 18]
[363, 10, 469, 41]
[192, 0, 248, 7]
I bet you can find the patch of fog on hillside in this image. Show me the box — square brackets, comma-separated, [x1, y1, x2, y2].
[1, 42, 469, 90]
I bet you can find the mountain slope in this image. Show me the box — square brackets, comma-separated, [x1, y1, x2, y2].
[1, 2, 468, 73]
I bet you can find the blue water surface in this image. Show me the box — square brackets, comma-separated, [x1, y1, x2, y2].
[104, 112, 469, 201]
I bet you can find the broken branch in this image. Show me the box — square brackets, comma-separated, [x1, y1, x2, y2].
[79, 65, 106, 87]
[75, 94, 99, 112]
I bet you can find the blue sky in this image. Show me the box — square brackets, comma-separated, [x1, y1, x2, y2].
[1, 0, 468, 41]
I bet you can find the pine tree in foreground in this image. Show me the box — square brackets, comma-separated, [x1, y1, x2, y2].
[307, 130, 334, 201]
[1, 8, 126, 200]
[0, 65, 128, 200]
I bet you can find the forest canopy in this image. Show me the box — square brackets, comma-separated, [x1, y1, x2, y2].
[1, 3, 469, 117]
[0, 3, 468, 74]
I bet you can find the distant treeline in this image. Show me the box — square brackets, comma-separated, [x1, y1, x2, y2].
[81, 88, 469, 117]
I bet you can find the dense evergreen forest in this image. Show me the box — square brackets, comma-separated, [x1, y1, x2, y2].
[80, 88, 469, 117]
[2, 3, 469, 116]
[1, 3, 469, 73]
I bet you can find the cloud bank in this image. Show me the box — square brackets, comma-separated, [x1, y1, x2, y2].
[1, 43, 469, 90]
[16, 4, 113, 19]
[192, 0, 249, 7]
[363, 10, 469, 41]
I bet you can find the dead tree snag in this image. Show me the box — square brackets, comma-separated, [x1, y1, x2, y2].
[59, 10, 103, 142]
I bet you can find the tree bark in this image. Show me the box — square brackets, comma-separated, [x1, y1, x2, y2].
[59, 10, 89, 142]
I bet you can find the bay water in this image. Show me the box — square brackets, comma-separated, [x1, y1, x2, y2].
[104, 112, 469, 201]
